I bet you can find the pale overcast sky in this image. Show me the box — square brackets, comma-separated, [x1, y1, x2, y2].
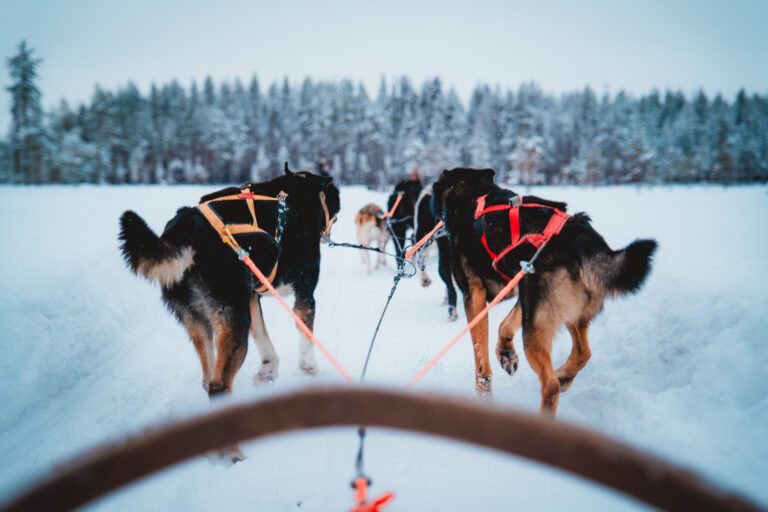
[1, 0, 767, 133]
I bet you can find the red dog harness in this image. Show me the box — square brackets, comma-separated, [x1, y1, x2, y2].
[474, 193, 570, 281]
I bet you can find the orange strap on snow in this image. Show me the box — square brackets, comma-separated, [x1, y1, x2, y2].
[220, 229, 353, 383]
[380, 192, 403, 219]
[404, 220, 444, 261]
[351, 477, 395, 512]
[408, 267, 526, 387]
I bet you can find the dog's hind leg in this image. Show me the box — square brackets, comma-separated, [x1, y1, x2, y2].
[522, 315, 561, 415]
[250, 297, 279, 383]
[496, 303, 521, 376]
[465, 280, 493, 397]
[437, 238, 458, 321]
[183, 316, 214, 392]
[294, 294, 318, 375]
[209, 313, 249, 397]
[208, 312, 249, 463]
[555, 320, 592, 392]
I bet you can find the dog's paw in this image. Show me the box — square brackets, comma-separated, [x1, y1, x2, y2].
[448, 306, 459, 321]
[497, 349, 519, 376]
[299, 356, 319, 376]
[209, 445, 246, 466]
[421, 276, 432, 287]
[475, 375, 493, 398]
[254, 365, 278, 385]
[556, 371, 575, 392]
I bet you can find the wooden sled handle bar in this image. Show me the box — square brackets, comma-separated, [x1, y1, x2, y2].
[0, 386, 761, 512]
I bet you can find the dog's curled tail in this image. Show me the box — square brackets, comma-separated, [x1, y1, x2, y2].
[582, 239, 657, 296]
[119, 210, 194, 287]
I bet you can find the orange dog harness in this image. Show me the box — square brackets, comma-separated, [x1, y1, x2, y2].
[197, 187, 287, 293]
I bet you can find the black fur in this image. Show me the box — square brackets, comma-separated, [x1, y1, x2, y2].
[119, 210, 188, 275]
[432, 167, 657, 299]
[611, 239, 658, 293]
[119, 166, 340, 407]
[414, 186, 458, 320]
[386, 178, 423, 268]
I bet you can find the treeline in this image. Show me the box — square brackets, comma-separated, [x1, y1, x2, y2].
[3, 42, 768, 185]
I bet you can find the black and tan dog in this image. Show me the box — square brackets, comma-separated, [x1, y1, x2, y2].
[119, 165, 340, 458]
[386, 178, 422, 268]
[433, 168, 656, 414]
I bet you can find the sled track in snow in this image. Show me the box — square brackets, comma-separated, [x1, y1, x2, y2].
[1, 386, 761, 512]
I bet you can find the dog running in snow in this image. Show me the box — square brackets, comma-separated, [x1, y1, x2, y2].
[433, 168, 657, 414]
[118, 165, 340, 460]
[355, 203, 391, 273]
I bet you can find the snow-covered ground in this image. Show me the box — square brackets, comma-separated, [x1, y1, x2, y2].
[0, 184, 766, 511]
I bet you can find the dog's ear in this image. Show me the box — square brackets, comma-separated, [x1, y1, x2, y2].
[478, 168, 495, 184]
[284, 162, 293, 176]
[320, 175, 333, 189]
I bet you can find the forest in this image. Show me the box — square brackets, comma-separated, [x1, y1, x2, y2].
[3, 41, 767, 186]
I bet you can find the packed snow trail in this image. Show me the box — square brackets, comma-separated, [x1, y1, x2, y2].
[0, 185, 766, 511]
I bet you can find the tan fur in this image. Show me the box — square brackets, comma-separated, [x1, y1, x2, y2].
[209, 316, 247, 393]
[183, 317, 214, 392]
[355, 203, 390, 273]
[465, 279, 492, 396]
[459, 253, 607, 414]
[556, 321, 592, 391]
[496, 304, 521, 375]
[523, 270, 600, 413]
[532, 269, 587, 328]
[581, 252, 625, 297]
[137, 247, 195, 287]
[523, 318, 560, 414]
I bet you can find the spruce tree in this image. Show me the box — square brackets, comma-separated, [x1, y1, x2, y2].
[6, 41, 45, 183]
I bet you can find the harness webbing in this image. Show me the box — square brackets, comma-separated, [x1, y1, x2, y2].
[474, 193, 570, 281]
[197, 188, 287, 293]
[405, 220, 444, 261]
[197, 188, 285, 237]
[380, 192, 403, 219]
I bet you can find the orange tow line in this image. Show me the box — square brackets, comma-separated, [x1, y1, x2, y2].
[404, 219, 444, 261]
[408, 265, 525, 387]
[380, 192, 403, 219]
[220, 229, 354, 383]
[215, 198, 546, 510]
[351, 477, 395, 512]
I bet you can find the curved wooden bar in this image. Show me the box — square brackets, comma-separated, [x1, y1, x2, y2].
[0, 386, 761, 512]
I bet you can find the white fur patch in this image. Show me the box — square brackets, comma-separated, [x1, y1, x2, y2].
[273, 284, 294, 297]
[138, 247, 195, 287]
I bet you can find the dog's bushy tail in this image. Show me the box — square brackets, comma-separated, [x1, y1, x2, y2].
[582, 239, 657, 296]
[119, 210, 194, 287]
[610, 239, 657, 293]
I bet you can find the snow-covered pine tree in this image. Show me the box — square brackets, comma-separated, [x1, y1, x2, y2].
[6, 41, 45, 183]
